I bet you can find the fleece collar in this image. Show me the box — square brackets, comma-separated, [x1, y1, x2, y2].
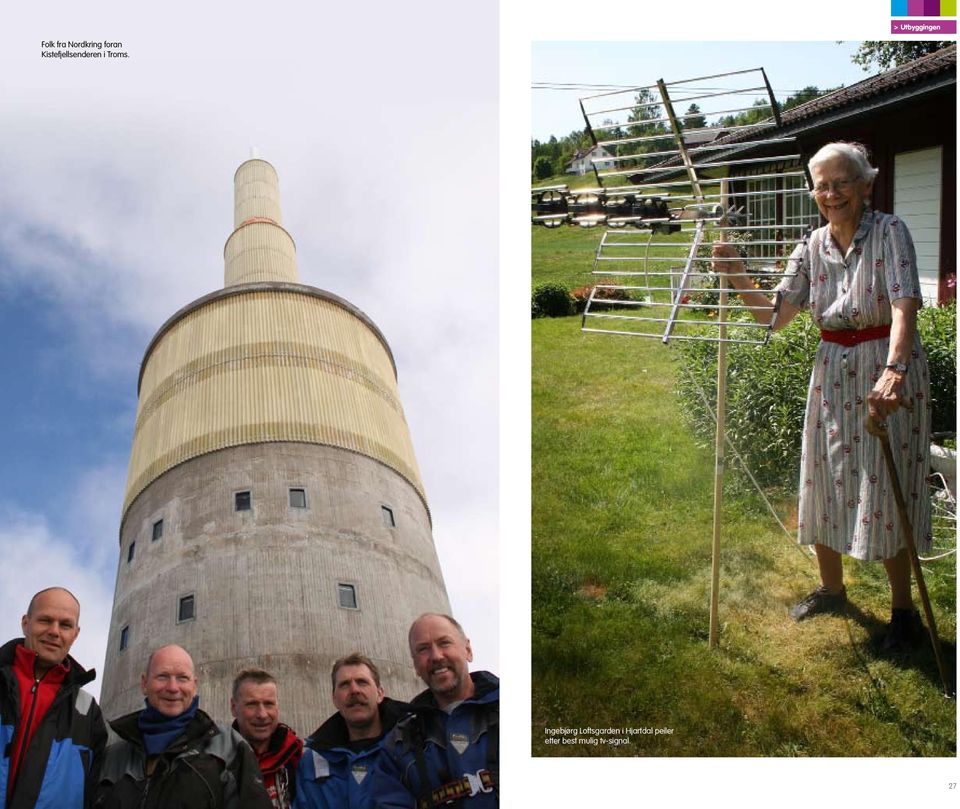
[410, 670, 499, 711]
[306, 697, 411, 751]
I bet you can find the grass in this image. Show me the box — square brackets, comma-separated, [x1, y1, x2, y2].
[531, 224, 957, 757]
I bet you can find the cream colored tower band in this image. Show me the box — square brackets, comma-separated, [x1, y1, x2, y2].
[122, 160, 427, 522]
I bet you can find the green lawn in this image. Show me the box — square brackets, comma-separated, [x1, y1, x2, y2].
[531, 225, 957, 757]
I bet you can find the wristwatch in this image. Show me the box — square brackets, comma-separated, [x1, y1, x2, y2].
[885, 362, 908, 373]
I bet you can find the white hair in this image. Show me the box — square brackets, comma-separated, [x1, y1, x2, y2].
[808, 142, 879, 184]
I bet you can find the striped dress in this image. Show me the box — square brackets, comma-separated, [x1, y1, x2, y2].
[776, 210, 932, 561]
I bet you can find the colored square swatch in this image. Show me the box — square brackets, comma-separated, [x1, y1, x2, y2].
[924, 0, 940, 15]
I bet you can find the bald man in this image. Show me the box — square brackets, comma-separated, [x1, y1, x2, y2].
[1, 586, 107, 809]
[370, 614, 499, 808]
[95, 644, 271, 809]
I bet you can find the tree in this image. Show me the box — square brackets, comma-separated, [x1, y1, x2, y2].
[626, 88, 666, 137]
[621, 88, 670, 170]
[716, 99, 771, 129]
[600, 117, 624, 142]
[850, 41, 952, 72]
[782, 86, 828, 112]
[679, 103, 706, 131]
[533, 155, 554, 181]
[547, 135, 561, 165]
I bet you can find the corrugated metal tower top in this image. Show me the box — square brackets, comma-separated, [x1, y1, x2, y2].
[233, 158, 284, 228]
[224, 158, 300, 286]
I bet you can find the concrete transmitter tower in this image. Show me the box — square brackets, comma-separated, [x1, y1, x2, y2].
[101, 159, 451, 733]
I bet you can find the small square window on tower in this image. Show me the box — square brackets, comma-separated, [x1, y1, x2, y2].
[381, 505, 395, 528]
[289, 488, 307, 509]
[178, 594, 195, 623]
[119, 625, 129, 652]
[338, 583, 358, 610]
[235, 491, 251, 511]
[127, 542, 136, 563]
[152, 519, 164, 542]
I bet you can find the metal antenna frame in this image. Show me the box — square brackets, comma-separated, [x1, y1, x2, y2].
[534, 67, 818, 347]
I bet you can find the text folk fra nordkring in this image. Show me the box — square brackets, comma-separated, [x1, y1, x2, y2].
[41, 41, 128, 58]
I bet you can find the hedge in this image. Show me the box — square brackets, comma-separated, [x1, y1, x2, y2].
[674, 300, 956, 489]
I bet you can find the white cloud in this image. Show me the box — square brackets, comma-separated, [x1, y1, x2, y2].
[0, 460, 128, 702]
[0, 508, 116, 701]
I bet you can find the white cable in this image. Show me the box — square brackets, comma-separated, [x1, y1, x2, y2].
[677, 360, 814, 559]
[920, 549, 957, 562]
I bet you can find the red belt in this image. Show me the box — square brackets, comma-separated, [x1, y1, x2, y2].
[819, 324, 890, 347]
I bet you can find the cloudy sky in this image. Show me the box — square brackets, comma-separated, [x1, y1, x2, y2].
[1, 1, 497, 693]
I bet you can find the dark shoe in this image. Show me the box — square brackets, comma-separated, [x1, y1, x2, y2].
[790, 585, 847, 621]
[881, 608, 923, 652]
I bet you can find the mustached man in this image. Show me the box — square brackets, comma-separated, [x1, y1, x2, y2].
[295, 653, 409, 809]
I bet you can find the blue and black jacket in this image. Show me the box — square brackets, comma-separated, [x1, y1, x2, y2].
[295, 697, 409, 809]
[0, 638, 107, 809]
[370, 672, 499, 808]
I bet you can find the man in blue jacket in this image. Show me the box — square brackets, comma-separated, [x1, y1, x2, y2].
[295, 654, 409, 809]
[0, 587, 107, 809]
[369, 615, 499, 808]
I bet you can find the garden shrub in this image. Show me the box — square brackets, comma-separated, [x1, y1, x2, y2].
[532, 282, 574, 318]
[675, 317, 819, 489]
[917, 299, 956, 437]
[570, 283, 632, 314]
[675, 299, 957, 488]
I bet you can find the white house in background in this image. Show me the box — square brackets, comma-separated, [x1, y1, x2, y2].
[566, 144, 615, 175]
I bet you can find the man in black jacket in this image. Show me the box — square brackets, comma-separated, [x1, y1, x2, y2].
[94, 644, 271, 809]
[1, 586, 107, 809]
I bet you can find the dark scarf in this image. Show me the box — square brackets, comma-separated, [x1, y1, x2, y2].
[138, 696, 200, 755]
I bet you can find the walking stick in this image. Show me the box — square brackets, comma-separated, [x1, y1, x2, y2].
[866, 413, 953, 697]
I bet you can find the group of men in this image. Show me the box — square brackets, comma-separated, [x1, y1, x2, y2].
[0, 587, 499, 808]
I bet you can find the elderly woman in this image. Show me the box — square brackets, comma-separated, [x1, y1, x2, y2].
[712, 142, 932, 651]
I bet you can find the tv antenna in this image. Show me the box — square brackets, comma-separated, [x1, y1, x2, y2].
[533, 68, 819, 647]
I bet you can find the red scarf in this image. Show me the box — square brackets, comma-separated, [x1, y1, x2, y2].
[255, 725, 303, 809]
